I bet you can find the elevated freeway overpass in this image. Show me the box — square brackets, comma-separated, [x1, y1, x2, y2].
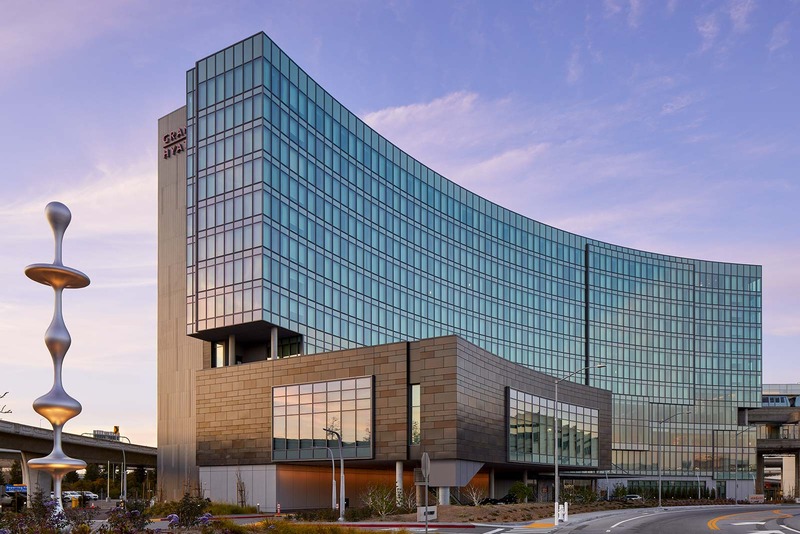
[0, 420, 156, 495]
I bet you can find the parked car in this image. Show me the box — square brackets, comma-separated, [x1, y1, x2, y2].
[62, 491, 82, 502]
[81, 491, 99, 500]
[624, 494, 643, 501]
[479, 493, 518, 505]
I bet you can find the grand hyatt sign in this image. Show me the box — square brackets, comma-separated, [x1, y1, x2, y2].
[163, 127, 186, 159]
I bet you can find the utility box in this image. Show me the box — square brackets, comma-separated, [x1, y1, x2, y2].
[417, 506, 437, 522]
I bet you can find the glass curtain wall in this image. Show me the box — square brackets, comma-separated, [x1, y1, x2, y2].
[184, 33, 762, 478]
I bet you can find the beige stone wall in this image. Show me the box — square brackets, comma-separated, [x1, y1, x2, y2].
[195, 336, 612, 472]
[157, 107, 206, 499]
[409, 336, 612, 469]
[195, 342, 409, 466]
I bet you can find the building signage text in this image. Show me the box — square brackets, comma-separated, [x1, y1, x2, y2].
[163, 127, 186, 159]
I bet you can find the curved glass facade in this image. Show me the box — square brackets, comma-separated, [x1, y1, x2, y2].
[184, 33, 761, 480]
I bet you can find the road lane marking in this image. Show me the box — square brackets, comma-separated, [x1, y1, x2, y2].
[709, 510, 788, 530]
[605, 513, 655, 532]
[483, 529, 505, 534]
[781, 525, 800, 533]
[733, 522, 766, 525]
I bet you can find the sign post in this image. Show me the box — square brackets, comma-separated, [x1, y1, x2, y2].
[421, 452, 430, 534]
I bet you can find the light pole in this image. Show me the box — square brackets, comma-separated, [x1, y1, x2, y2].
[657, 410, 691, 508]
[326, 447, 337, 510]
[83, 431, 129, 500]
[324, 427, 345, 521]
[119, 436, 130, 501]
[553, 363, 605, 524]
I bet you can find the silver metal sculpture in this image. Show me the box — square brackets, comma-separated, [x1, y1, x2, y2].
[25, 201, 89, 510]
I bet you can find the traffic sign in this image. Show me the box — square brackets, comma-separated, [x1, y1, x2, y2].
[421, 452, 430, 479]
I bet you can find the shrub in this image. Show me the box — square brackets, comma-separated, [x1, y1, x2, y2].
[508, 481, 533, 503]
[344, 506, 373, 522]
[292, 508, 339, 522]
[64, 504, 99, 531]
[398, 487, 417, 513]
[201, 518, 251, 533]
[97, 504, 152, 534]
[208, 502, 258, 515]
[168, 492, 211, 528]
[0, 491, 67, 534]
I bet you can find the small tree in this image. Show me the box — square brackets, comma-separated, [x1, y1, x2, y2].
[399, 487, 417, 513]
[361, 484, 397, 518]
[10, 459, 22, 484]
[85, 463, 102, 483]
[463, 483, 487, 506]
[64, 470, 80, 486]
[236, 471, 247, 507]
[612, 483, 627, 499]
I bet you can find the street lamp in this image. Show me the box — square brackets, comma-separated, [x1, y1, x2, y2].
[82, 432, 129, 501]
[119, 436, 130, 501]
[553, 363, 605, 525]
[657, 410, 691, 508]
[326, 447, 337, 510]
[324, 427, 345, 521]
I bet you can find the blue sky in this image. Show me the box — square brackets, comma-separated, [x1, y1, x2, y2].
[1, 0, 797, 446]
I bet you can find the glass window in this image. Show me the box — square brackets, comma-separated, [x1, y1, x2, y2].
[273, 376, 373, 460]
[410, 384, 420, 445]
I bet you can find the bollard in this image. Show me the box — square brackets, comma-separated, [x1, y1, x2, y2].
[277, 503, 281, 516]
[257, 503, 260, 513]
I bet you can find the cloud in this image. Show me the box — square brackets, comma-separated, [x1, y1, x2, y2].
[603, 0, 644, 28]
[667, 0, 680, 15]
[768, 20, 791, 53]
[728, 0, 756, 33]
[603, 0, 623, 17]
[628, 0, 644, 28]
[0, 2, 134, 91]
[0, 155, 156, 241]
[363, 88, 798, 390]
[661, 93, 701, 115]
[0, 150, 158, 443]
[696, 13, 720, 52]
[566, 46, 583, 85]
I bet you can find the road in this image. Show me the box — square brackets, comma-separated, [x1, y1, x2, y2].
[549, 505, 800, 534]
[335, 505, 800, 534]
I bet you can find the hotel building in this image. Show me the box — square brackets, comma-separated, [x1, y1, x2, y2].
[157, 32, 762, 508]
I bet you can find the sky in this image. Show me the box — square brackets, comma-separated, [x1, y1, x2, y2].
[0, 0, 797, 447]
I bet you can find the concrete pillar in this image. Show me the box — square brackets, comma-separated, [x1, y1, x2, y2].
[395, 461, 404, 505]
[20, 451, 52, 508]
[227, 334, 236, 366]
[437, 486, 450, 505]
[270, 326, 278, 360]
[756, 453, 765, 496]
[489, 468, 495, 498]
[795, 452, 800, 498]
